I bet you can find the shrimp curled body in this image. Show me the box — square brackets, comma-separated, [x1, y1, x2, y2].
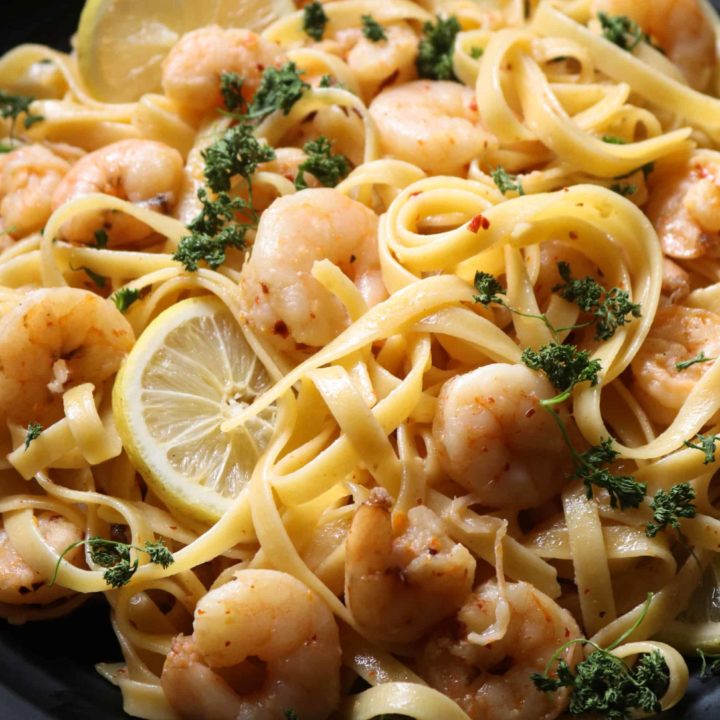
[417, 579, 580, 720]
[0, 512, 83, 605]
[161, 569, 342, 720]
[433, 363, 571, 509]
[161, 26, 286, 117]
[631, 304, 720, 425]
[345, 488, 476, 646]
[369, 80, 496, 176]
[51, 139, 184, 245]
[0, 144, 70, 239]
[240, 188, 385, 355]
[0, 288, 135, 427]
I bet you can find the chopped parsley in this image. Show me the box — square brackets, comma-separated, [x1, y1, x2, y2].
[24, 422, 43, 451]
[361, 14, 387, 42]
[200, 123, 275, 193]
[520, 342, 646, 509]
[491, 167, 525, 196]
[598, 12, 649, 52]
[220, 71, 246, 113]
[533, 594, 669, 719]
[295, 136, 349, 190]
[676, 352, 714, 371]
[521, 342, 601, 400]
[603, 135, 628, 144]
[470, 46, 484, 59]
[699, 649, 720, 679]
[112, 287, 142, 313]
[245, 62, 310, 122]
[0, 91, 43, 134]
[610, 183, 637, 198]
[646, 483, 697, 538]
[51, 536, 174, 589]
[416, 15, 461, 81]
[303, 1, 329, 41]
[92, 228, 109, 249]
[684, 433, 720, 465]
[75, 265, 106, 288]
[554, 261, 641, 341]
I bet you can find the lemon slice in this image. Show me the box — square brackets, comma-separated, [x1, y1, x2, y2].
[76, 0, 295, 103]
[657, 555, 720, 654]
[113, 296, 277, 522]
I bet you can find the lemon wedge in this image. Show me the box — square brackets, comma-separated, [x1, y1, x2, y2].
[76, 0, 295, 102]
[113, 296, 277, 523]
[657, 555, 720, 654]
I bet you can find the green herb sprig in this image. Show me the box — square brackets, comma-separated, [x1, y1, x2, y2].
[684, 434, 720, 465]
[554, 262, 641, 341]
[361, 14, 387, 42]
[676, 352, 714, 371]
[295, 136, 349, 190]
[24, 422, 43, 450]
[51, 536, 174, 589]
[491, 167, 525, 196]
[416, 15, 461, 81]
[533, 594, 669, 720]
[303, 2, 329, 41]
[598, 12, 649, 52]
[646, 483, 697, 538]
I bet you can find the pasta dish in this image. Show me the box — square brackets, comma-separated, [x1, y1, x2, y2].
[2, 0, 720, 717]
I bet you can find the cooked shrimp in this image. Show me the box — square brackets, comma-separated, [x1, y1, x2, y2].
[161, 569, 342, 720]
[345, 487, 475, 646]
[417, 578, 580, 720]
[51, 139, 183, 246]
[592, 0, 716, 91]
[0, 144, 70, 238]
[0, 512, 83, 605]
[433, 363, 572, 509]
[631, 305, 720, 425]
[0, 288, 135, 427]
[332, 23, 418, 101]
[645, 151, 720, 260]
[661, 258, 690, 305]
[369, 80, 497, 176]
[240, 188, 385, 355]
[161, 26, 286, 117]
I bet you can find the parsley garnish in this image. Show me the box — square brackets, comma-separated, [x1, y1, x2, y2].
[676, 352, 714, 371]
[112, 287, 141, 313]
[491, 167, 525, 196]
[598, 12, 649, 52]
[554, 261, 641, 341]
[533, 594, 668, 719]
[646, 483, 696, 538]
[361, 14, 387, 42]
[245, 62, 310, 122]
[284, 712, 299, 720]
[24, 422, 43, 451]
[303, 1, 329, 41]
[416, 15, 461, 81]
[75, 265, 106, 288]
[603, 135, 628, 144]
[473, 271, 578, 339]
[684, 433, 720, 465]
[220, 71, 246, 113]
[0, 91, 43, 134]
[295, 136, 349, 190]
[610, 183, 637, 198]
[520, 342, 646, 509]
[571, 439, 646, 509]
[51, 536, 174, 589]
[174, 224, 248, 272]
[521, 342, 601, 401]
[470, 46, 484, 59]
[201, 123, 275, 193]
[92, 228, 109, 248]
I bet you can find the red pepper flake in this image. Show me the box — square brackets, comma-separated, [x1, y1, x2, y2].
[469, 98, 478, 112]
[468, 214, 490, 232]
[569, 231, 578, 240]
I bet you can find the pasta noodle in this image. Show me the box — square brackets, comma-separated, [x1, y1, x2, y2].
[1, 0, 720, 718]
